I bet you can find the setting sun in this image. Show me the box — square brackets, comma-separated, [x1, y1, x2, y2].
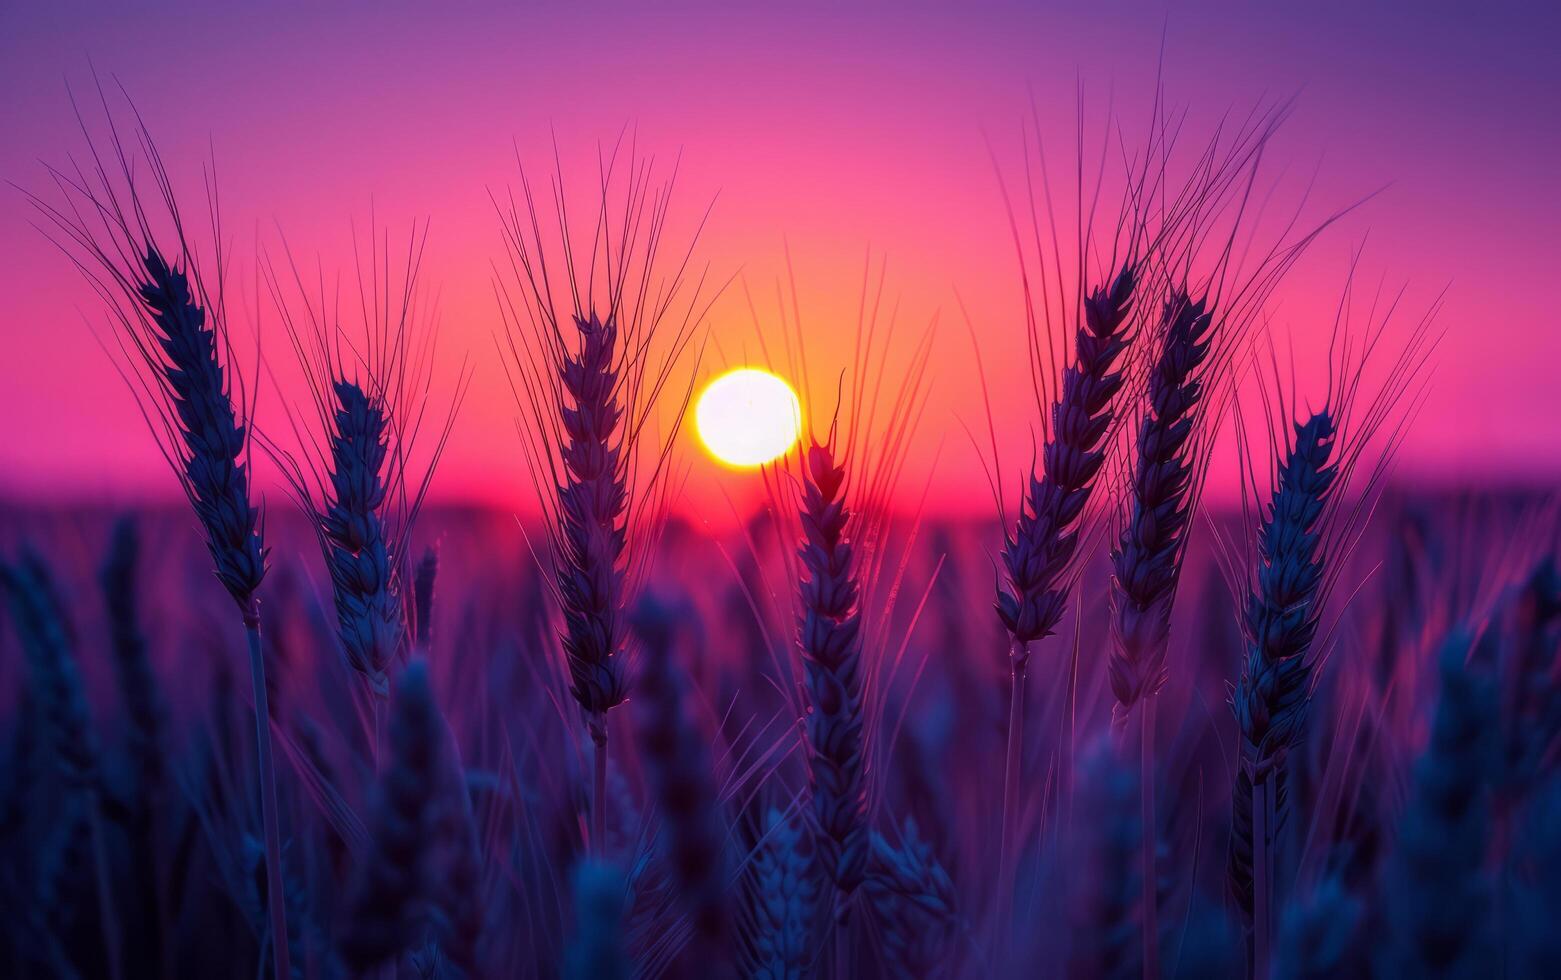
[694, 368, 802, 467]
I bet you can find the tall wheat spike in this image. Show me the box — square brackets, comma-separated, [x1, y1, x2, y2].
[741, 807, 821, 980]
[994, 263, 1138, 938]
[2, 551, 122, 979]
[1108, 291, 1213, 979]
[339, 660, 441, 972]
[630, 592, 732, 966]
[1229, 411, 1337, 974]
[100, 519, 169, 971]
[27, 95, 291, 979]
[495, 145, 709, 855]
[797, 441, 870, 903]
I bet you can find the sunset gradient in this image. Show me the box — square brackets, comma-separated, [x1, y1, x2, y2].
[2, 0, 1558, 518]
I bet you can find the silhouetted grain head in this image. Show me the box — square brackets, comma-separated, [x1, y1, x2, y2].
[338, 659, 440, 971]
[629, 591, 732, 959]
[1220, 260, 1441, 945]
[987, 95, 1299, 663]
[998, 263, 1137, 653]
[1228, 409, 1338, 924]
[319, 379, 402, 693]
[141, 248, 268, 609]
[1381, 628, 1497, 977]
[722, 254, 942, 938]
[1109, 291, 1214, 717]
[740, 807, 821, 980]
[796, 439, 869, 897]
[26, 88, 271, 614]
[100, 518, 166, 797]
[494, 145, 711, 732]
[261, 221, 461, 697]
[863, 817, 959, 979]
[556, 310, 632, 719]
[1, 550, 98, 793]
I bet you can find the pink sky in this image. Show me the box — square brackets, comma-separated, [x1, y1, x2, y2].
[2, 1, 1558, 518]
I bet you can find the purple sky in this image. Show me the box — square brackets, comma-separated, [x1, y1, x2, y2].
[2, 1, 1558, 512]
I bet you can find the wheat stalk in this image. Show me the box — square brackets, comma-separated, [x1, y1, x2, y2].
[862, 818, 959, 979]
[100, 518, 170, 972]
[494, 145, 710, 857]
[1107, 290, 1213, 980]
[741, 807, 821, 980]
[630, 591, 733, 968]
[2, 551, 123, 980]
[339, 659, 440, 972]
[1382, 629, 1497, 976]
[797, 441, 869, 901]
[319, 380, 402, 699]
[1109, 292, 1213, 717]
[1228, 410, 1337, 974]
[995, 262, 1138, 941]
[26, 94, 292, 978]
[1223, 263, 1440, 976]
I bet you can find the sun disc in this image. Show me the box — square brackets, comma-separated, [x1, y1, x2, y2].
[695, 368, 802, 467]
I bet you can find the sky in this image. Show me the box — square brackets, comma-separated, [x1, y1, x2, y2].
[2, 0, 1558, 519]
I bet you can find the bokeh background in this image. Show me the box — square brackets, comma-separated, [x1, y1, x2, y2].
[3, 0, 1558, 517]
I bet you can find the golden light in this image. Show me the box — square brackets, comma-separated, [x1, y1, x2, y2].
[695, 368, 803, 467]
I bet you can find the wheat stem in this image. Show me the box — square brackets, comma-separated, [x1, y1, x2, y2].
[87, 796, 124, 980]
[1252, 776, 1273, 980]
[996, 639, 1029, 954]
[245, 606, 291, 980]
[591, 716, 608, 856]
[1139, 702, 1160, 980]
[373, 694, 386, 774]
[833, 905, 851, 980]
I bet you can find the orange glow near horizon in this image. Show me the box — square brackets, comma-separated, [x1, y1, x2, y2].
[2, 3, 1559, 520]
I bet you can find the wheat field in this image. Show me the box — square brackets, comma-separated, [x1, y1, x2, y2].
[2, 69, 1559, 980]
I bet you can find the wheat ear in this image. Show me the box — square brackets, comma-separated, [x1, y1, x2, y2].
[2, 551, 122, 980]
[339, 659, 440, 972]
[630, 591, 733, 966]
[27, 100, 290, 977]
[797, 441, 869, 901]
[995, 263, 1138, 936]
[863, 818, 959, 979]
[1382, 629, 1497, 976]
[1229, 412, 1336, 974]
[1108, 290, 1214, 979]
[100, 518, 170, 971]
[741, 807, 821, 980]
[494, 148, 709, 858]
